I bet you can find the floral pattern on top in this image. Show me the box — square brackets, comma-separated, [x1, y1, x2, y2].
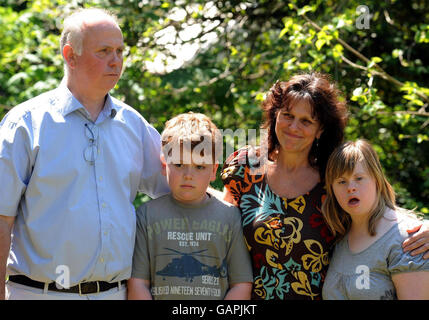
[221, 147, 334, 300]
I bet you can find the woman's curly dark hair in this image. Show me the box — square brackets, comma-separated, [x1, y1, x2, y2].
[261, 72, 348, 181]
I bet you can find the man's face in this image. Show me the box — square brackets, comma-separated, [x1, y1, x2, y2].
[74, 20, 124, 96]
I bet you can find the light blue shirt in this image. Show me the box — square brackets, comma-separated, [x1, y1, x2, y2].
[0, 81, 169, 285]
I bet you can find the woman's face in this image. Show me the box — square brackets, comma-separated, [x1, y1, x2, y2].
[274, 99, 323, 156]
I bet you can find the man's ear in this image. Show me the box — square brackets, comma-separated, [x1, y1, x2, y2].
[63, 44, 77, 69]
[160, 154, 167, 176]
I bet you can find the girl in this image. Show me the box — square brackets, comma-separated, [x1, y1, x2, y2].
[322, 139, 429, 300]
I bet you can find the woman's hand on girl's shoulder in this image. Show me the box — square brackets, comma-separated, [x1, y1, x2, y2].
[403, 220, 429, 259]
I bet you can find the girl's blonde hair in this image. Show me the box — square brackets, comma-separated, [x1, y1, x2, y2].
[322, 139, 396, 241]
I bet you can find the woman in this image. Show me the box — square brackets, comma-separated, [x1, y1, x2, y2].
[221, 72, 428, 300]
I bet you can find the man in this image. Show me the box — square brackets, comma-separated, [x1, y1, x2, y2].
[0, 8, 169, 300]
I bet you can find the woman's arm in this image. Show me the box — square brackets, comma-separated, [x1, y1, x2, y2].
[392, 271, 429, 299]
[127, 278, 152, 300]
[223, 188, 236, 205]
[402, 221, 429, 259]
[224, 282, 252, 300]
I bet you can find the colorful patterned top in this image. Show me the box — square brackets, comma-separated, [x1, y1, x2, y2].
[221, 147, 335, 300]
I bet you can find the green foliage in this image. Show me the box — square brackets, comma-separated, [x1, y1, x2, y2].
[0, 0, 427, 215]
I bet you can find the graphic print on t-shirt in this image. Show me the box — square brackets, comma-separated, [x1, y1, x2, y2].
[135, 194, 253, 299]
[156, 247, 227, 282]
[147, 216, 236, 298]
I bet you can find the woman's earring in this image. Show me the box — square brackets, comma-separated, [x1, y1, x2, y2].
[314, 138, 319, 163]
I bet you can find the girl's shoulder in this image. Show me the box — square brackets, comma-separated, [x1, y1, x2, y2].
[385, 208, 429, 274]
[394, 208, 424, 238]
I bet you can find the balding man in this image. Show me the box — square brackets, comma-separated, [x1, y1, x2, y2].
[0, 8, 169, 300]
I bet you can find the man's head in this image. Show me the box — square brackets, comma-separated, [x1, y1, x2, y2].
[61, 8, 124, 98]
[160, 112, 222, 204]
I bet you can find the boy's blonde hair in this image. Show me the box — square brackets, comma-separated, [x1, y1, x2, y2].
[322, 139, 396, 241]
[161, 112, 222, 164]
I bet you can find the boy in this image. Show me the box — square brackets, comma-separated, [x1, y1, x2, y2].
[128, 112, 253, 300]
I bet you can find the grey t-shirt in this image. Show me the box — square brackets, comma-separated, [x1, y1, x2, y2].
[322, 214, 429, 300]
[132, 193, 253, 300]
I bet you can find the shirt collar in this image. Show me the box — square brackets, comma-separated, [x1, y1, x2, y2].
[54, 79, 117, 120]
[101, 94, 117, 120]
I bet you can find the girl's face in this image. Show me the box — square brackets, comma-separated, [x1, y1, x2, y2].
[332, 161, 378, 219]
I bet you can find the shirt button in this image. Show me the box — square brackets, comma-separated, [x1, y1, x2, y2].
[99, 176, 103, 181]
[102, 203, 107, 208]
[99, 258, 104, 263]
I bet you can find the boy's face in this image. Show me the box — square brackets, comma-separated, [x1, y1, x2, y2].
[161, 154, 218, 205]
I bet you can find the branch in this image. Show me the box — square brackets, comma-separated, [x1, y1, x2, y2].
[340, 54, 403, 87]
[0, 104, 11, 111]
[293, 6, 429, 104]
[377, 110, 429, 117]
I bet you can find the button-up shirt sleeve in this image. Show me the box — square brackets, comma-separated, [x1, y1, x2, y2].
[0, 105, 34, 216]
[138, 116, 170, 198]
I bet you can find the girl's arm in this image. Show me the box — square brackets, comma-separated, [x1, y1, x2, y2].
[127, 277, 152, 300]
[224, 282, 252, 300]
[392, 271, 429, 299]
